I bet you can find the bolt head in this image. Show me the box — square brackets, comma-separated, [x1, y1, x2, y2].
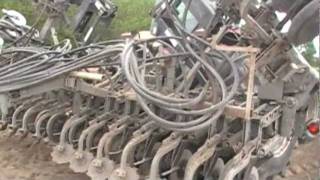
[257, 149, 266, 157]
[57, 145, 64, 152]
[93, 160, 103, 168]
[115, 169, 126, 177]
[285, 97, 296, 107]
[75, 152, 83, 159]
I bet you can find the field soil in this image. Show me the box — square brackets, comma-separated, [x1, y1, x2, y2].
[0, 132, 89, 180]
[0, 131, 318, 180]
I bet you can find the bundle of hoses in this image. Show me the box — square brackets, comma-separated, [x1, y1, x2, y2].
[0, 9, 39, 45]
[121, 35, 241, 132]
[0, 18, 29, 42]
[0, 40, 124, 93]
[120, 0, 244, 132]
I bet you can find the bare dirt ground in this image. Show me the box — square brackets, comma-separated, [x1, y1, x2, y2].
[0, 131, 318, 180]
[276, 139, 320, 180]
[0, 132, 89, 180]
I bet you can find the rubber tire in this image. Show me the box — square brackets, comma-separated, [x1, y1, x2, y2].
[287, 0, 320, 45]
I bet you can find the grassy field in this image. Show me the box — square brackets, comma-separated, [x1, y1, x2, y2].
[0, 0, 155, 39]
[106, 0, 155, 39]
[0, 0, 34, 20]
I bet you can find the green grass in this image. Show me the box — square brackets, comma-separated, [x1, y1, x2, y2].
[0, 0, 155, 40]
[0, 0, 36, 23]
[105, 0, 155, 39]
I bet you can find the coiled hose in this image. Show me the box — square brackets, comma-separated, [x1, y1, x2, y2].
[121, 35, 241, 132]
[120, 0, 249, 132]
[0, 40, 124, 93]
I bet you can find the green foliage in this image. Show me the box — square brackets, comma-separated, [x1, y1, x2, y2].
[103, 0, 155, 39]
[0, 0, 51, 42]
[301, 42, 317, 66]
[0, 0, 34, 20]
[0, 0, 155, 40]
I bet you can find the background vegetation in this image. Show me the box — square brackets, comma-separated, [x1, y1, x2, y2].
[105, 0, 155, 39]
[0, 0, 34, 20]
[0, 0, 155, 39]
[0, 0, 318, 67]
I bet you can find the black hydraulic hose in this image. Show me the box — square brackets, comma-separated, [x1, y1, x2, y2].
[0, 42, 124, 93]
[119, 0, 241, 132]
[121, 38, 239, 132]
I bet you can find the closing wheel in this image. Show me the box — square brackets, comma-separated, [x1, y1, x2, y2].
[191, 157, 225, 180]
[87, 158, 116, 180]
[46, 113, 68, 143]
[211, 158, 225, 179]
[247, 166, 260, 180]
[168, 149, 194, 180]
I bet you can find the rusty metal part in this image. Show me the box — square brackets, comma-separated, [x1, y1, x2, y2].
[0, 1, 319, 180]
[69, 114, 111, 172]
[51, 113, 90, 164]
[184, 134, 222, 180]
[110, 122, 157, 180]
[148, 133, 183, 180]
[87, 116, 131, 180]
[219, 139, 257, 180]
